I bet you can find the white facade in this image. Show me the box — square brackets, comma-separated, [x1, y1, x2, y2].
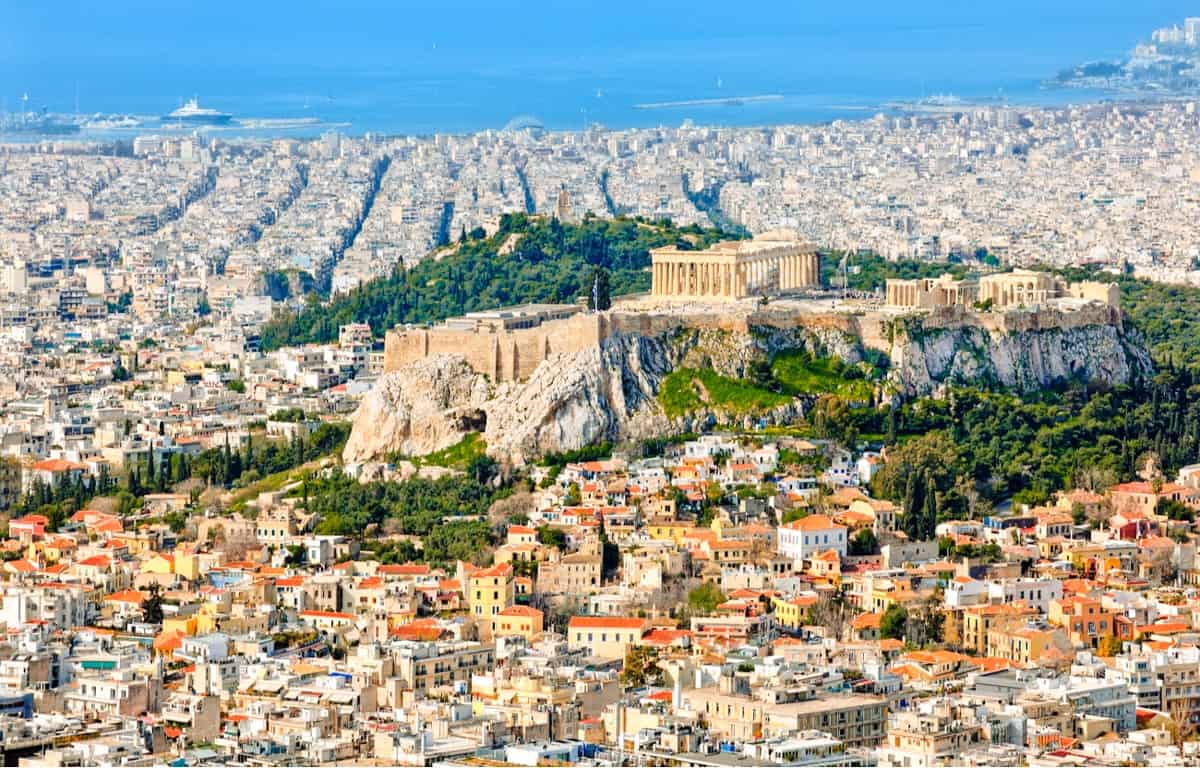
[777, 515, 847, 564]
[987, 578, 1063, 613]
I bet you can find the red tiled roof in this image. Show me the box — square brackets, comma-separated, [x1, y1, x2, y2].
[377, 563, 430, 576]
[105, 589, 149, 604]
[299, 610, 355, 620]
[497, 606, 543, 618]
[568, 616, 647, 629]
[783, 514, 845, 532]
[30, 459, 86, 473]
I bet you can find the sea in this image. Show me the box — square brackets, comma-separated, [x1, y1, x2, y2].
[1, 1, 1197, 138]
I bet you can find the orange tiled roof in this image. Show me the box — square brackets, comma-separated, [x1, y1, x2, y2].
[568, 616, 646, 629]
[497, 606, 543, 618]
[783, 514, 845, 532]
[105, 589, 149, 604]
[30, 459, 86, 473]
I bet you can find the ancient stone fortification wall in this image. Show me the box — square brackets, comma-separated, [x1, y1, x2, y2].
[384, 313, 607, 381]
[385, 302, 1123, 381]
[918, 303, 1122, 334]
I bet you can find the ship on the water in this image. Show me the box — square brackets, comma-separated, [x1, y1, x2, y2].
[162, 98, 233, 125]
[0, 114, 81, 136]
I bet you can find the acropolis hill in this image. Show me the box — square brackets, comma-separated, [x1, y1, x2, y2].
[383, 234, 1126, 385]
[353, 237, 1146, 465]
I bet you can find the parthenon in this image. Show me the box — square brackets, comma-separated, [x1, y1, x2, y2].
[649, 230, 821, 301]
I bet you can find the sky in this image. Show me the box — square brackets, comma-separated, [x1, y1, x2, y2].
[3, 1, 1199, 132]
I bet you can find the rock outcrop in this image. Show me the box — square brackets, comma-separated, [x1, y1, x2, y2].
[341, 354, 491, 463]
[889, 322, 1152, 396]
[345, 310, 1152, 465]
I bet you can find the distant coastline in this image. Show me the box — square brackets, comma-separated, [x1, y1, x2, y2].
[632, 94, 784, 110]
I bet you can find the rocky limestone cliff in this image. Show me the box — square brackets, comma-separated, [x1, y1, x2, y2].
[889, 321, 1152, 396]
[340, 354, 491, 462]
[345, 312, 1151, 465]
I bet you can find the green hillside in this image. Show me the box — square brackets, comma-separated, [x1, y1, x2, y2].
[260, 213, 741, 351]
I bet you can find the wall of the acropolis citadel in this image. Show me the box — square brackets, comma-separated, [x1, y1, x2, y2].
[384, 301, 1123, 382]
[384, 312, 608, 382]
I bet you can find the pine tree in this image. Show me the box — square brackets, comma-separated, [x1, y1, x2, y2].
[923, 470, 939, 540]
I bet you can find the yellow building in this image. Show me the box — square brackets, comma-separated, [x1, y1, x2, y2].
[771, 595, 817, 631]
[567, 616, 648, 660]
[645, 522, 696, 546]
[987, 625, 1072, 666]
[469, 564, 515, 639]
[172, 547, 216, 582]
[961, 604, 1037, 655]
[492, 606, 544, 641]
[142, 553, 175, 576]
[163, 615, 198, 637]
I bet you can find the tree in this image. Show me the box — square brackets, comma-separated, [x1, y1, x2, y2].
[285, 544, 306, 567]
[906, 593, 945, 647]
[807, 592, 852, 641]
[1158, 498, 1195, 522]
[688, 581, 725, 614]
[142, 583, 164, 624]
[848, 528, 878, 556]
[537, 525, 567, 550]
[621, 645, 662, 688]
[1097, 635, 1123, 657]
[564, 483, 581, 507]
[879, 604, 908, 640]
[587, 266, 611, 311]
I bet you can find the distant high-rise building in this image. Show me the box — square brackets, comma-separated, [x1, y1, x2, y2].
[1153, 24, 1185, 45]
[2, 260, 27, 295]
[1186, 17, 1200, 45]
[321, 130, 341, 159]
